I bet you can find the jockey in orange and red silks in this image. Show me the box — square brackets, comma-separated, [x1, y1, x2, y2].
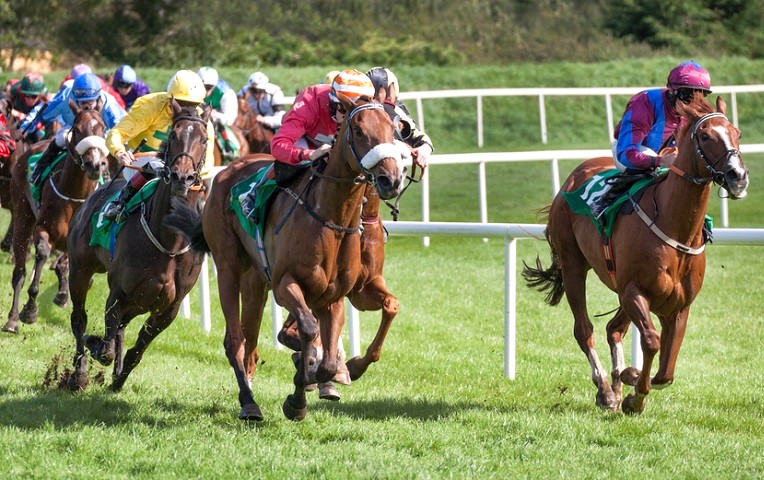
[613, 60, 712, 173]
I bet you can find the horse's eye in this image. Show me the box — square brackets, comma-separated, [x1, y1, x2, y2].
[353, 126, 363, 136]
[700, 132, 710, 141]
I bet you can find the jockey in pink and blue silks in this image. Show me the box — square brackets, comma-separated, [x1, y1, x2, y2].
[613, 60, 712, 173]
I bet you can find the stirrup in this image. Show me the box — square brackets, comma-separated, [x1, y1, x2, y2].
[103, 201, 125, 221]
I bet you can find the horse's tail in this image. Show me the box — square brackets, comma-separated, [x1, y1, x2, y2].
[521, 229, 565, 306]
[166, 197, 210, 254]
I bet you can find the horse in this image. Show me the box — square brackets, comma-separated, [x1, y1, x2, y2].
[171, 97, 406, 421]
[522, 93, 749, 414]
[277, 182, 400, 386]
[212, 122, 250, 167]
[64, 99, 210, 392]
[2, 102, 110, 334]
[234, 96, 274, 154]
[0, 91, 21, 251]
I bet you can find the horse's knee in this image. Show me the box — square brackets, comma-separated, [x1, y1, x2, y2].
[641, 329, 661, 357]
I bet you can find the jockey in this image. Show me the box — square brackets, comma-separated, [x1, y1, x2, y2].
[366, 66, 433, 172]
[9, 73, 49, 142]
[613, 60, 712, 173]
[10, 72, 48, 115]
[103, 70, 214, 220]
[112, 65, 151, 110]
[237, 71, 286, 130]
[24, 72, 126, 185]
[60, 63, 127, 110]
[0, 109, 16, 160]
[198, 66, 239, 160]
[270, 68, 375, 184]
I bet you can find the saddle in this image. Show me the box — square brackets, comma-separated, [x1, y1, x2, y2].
[28, 151, 67, 201]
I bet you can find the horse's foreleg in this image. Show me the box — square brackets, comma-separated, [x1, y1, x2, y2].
[315, 301, 345, 385]
[605, 308, 632, 403]
[650, 310, 689, 389]
[19, 234, 52, 324]
[2, 255, 26, 333]
[619, 285, 660, 414]
[53, 253, 69, 307]
[68, 265, 93, 392]
[240, 270, 268, 384]
[561, 257, 619, 411]
[218, 266, 263, 422]
[111, 308, 177, 393]
[346, 277, 399, 381]
[85, 291, 123, 366]
[112, 325, 126, 381]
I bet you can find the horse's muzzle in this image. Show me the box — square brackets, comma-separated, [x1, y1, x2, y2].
[725, 167, 749, 199]
[374, 173, 404, 200]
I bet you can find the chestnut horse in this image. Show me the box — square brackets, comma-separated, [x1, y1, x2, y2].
[2, 103, 109, 334]
[523, 94, 749, 414]
[234, 96, 274, 154]
[212, 122, 250, 167]
[172, 98, 405, 421]
[65, 100, 210, 392]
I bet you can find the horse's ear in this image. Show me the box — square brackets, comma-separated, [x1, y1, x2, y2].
[716, 95, 727, 115]
[69, 99, 80, 115]
[169, 97, 182, 116]
[200, 104, 212, 123]
[96, 96, 103, 112]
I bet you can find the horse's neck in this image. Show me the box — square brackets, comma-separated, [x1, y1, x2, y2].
[311, 153, 365, 227]
[654, 159, 711, 242]
[55, 155, 96, 198]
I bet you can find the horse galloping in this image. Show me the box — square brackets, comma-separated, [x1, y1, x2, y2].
[3, 102, 109, 333]
[65, 99, 210, 392]
[173, 97, 406, 421]
[522, 93, 749, 414]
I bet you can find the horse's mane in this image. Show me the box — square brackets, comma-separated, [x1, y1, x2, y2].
[156, 105, 202, 155]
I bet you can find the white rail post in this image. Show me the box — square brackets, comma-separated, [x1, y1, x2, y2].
[347, 300, 361, 358]
[550, 159, 560, 196]
[605, 93, 615, 141]
[504, 237, 517, 379]
[199, 254, 211, 332]
[477, 95, 484, 148]
[538, 94, 548, 144]
[631, 324, 643, 369]
[181, 296, 191, 319]
[422, 168, 430, 247]
[479, 161, 488, 242]
[271, 294, 283, 350]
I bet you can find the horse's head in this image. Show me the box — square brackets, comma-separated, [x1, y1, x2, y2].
[0, 92, 14, 127]
[676, 93, 749, 199]
[67, 99, 109, 181]
[163, 98, 210, 196]
[336, 97, 406, 200]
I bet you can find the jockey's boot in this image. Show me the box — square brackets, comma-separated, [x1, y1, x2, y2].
[274, 161, 300, 187]
[30, 142, 64, 186]
[103, 184, 139, 221]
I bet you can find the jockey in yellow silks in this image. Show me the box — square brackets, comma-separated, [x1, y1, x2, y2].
[103, 69, 214, 220]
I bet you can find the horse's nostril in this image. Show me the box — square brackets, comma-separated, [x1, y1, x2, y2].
[376, 176, 391, 190]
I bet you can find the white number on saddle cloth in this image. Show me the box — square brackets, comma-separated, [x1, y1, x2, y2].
[580, 173, 611, 210]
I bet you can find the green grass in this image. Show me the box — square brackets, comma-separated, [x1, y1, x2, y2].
[0, 59, 763, 478]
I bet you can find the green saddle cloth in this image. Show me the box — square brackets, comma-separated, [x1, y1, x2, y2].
[89, 179, 161, 253]
[229, 165, 279, 239]
[28, 151, 67, 202]
[561, 168, 664, 237]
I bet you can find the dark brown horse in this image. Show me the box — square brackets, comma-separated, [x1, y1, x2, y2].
[2, 103, 109, 334]
[523, 94, 749, 414]
[0, 91, 21, 251]
[65, 100, 210, 392]
[173, 98, 406, 421]
[234, 96, 274, 154]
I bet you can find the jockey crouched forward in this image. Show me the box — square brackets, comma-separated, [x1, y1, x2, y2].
[594, 60, 713, 217]
[198, 66, 239, 161]
[23, 72, 125, 186]
[103, 70, 214, 221]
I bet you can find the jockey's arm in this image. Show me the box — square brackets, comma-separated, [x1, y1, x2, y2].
[212, 89, 239, 127]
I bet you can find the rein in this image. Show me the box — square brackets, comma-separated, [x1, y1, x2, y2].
[670, 112, 737, 189]
[160, 113, 207, 183]
[139, 202, 191, 257]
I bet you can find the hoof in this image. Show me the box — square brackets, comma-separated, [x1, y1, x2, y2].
[282, 395, 307, 421]
[620, 367, 640, 387]
[0, 240, 10, 252]
[622, 393, 646, 415]
[19, 305, 38, 324]
[318, 382, 341, 401]
[67, 372, 89, 392]
[345, 356, 369, 381]
[53, 292, 68, 308]
[2, 318, 19, 334]
[595, 387, 619, 411]
[239, 403, 264, 422]
[305, 383, 318, 392]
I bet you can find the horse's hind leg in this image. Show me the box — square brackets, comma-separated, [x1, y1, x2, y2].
[0, 220, 13, 252]
[619, 284, 660, 414]
[559, 253, 619, 411]
[650, 309, 689, 390]
[53, 253, 69, 307]
[19, 234, 53, 324]
[240, 270, 267, 387]
[346, 277, 399, 381]
[111, 308, 176, 392]
[84, 290, 124, 367]
[68, 264, 95, 392]
[605, 308, 632, 403]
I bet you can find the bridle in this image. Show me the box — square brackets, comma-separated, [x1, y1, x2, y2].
[160, 113, 207, 186]
[670, 112, 740, 193]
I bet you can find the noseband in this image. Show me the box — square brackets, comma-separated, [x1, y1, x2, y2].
[67, 112, 108, 171]
[343, 103, 388, 185]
